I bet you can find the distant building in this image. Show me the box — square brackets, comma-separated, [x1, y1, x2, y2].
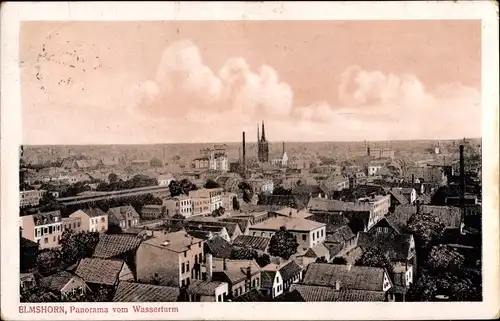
[108, 205, 141, 229]
[141, 204, 165, 220]
[192, 197, 212, 216]
[248, 178, 274, 194]
[189, 188, 223, 212]
[316, 165, 342, 176]
[270, 142, 289, 167]
[257, 121, 269, 163]
[20, 190, 46, 208]
[157, 174, 174, 187]
[62, 217, 82, 233]
[173, 195, 193, 218]
[195, 145, 229, 172]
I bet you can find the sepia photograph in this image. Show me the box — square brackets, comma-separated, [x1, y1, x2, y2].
[1, 1, 499, 320]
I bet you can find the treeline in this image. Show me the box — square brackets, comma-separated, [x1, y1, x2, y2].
[96, 174, 158, 192]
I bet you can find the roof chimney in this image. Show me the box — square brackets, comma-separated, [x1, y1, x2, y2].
[246, 266, 252, 279]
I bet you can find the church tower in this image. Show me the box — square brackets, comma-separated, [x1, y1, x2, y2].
[258, 121, 269, 162]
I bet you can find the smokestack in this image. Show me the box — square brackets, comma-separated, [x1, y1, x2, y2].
[282, 142, 285, 155]
[206, 253, 213, 280]
[416, 199, 421, 214]
[242, 132, 246, 179]
[411, 174, 415, 184]
[459, 145, 465, 209]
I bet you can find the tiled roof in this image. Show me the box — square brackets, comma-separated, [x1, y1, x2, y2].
[205, 236, 232, 258]
[271, 207, 313, 219]
[302, 263, 388, 292]
[39, 271, 75, 292]
[421, 205, 462, 228]
[232, 289, 268, 302]
[143, 231, 203, 253]
[21, 237, 38, 248]
[186, 280, 225, 296]
[326, 225, 355, 243]
[31, 210, 62, 226]
[260, 271, 276, 288]
[389, 189, 409, 205]
[304, 244, 330, 259]
[107, 205, 140, 221]
[400, 188, 415, 196]
[75, 258, 124, 286]
[250, 216, 325, 232]
[93, 234, 142, 259]
[288, 284, 386, 302]
[326, 243, 344, 257]
[113, 281, 179, 302]
[278, 260, 302, 281]
[233, 235, 270, 252]
[81, 208, 107, 218]
[357, 232, 414, 261]
[385, 205, 417, 233]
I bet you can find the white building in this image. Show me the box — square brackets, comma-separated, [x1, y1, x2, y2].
[174, 195, 193, 217]
[21, 211, 63, 249]
[157, 174, 174, 187]
[248, 179, 274, 194]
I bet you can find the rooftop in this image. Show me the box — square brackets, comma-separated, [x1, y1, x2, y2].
[233, 235, 270, 252]
[75, 258, 125, 286]
[143, 230, 203, 253]
[250, 216, 325, 232]
[186, 280, 226, 296]
[113, 281, 179, 302]
[92, 234, 143, 259]
[287, 284, 386, 302]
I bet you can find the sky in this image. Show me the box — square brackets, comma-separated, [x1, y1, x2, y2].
[20, 20, 482, 145]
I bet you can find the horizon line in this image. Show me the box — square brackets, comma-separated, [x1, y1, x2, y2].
[21, 137, 482, 147]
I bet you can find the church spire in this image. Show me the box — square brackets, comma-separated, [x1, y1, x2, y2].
[261, 121, 266, 141]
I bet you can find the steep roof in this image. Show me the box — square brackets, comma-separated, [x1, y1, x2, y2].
[39, 271, 76, 292]
[232, 288, 268, 302]
[389, 189, 409, 206]
[113, 281, 179, 302]
[303, 244, 330, 259]
[385, 205, 417, 233]
[233, 235, 270, 252]
[302, 263, 389, 292]
[205, 236, 232, 258]
[288, 284, 386, 302]
[278, 260, 302, 281]
[107, 205, 140, 221]
[186, 280, 225, 296]
[212, 259, 260, 284]
[75, 258, 125, 286]
[81, 208, 107, 218]
[326, 225, 355, 243]
[93, 234, 143, 259]
[260, 270, 277, 289]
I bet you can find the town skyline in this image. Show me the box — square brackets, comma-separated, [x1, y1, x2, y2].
[20, 20, 481, 145]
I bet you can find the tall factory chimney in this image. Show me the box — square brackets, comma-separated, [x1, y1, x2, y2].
[459, 145, 465, 209]
[242, 131, 246, 179]
[282, 142, 285, 155]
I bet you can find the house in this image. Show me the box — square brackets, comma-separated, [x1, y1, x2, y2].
[184, 223, 231, 243]
[39, 271, 90, 295]
[113, 281, 180, 302]
[186, 279, 229, 302]
[141, 205, 165, 220]
[20, 189, 46, 208]
[322, 176, 350, 192]
[400, 188, 417, 205]
[62, 217, 82, 233]
[221, 217, 251, 236]
[188, 219, 242, 242]
[231, 210, 271, 225]
[75, 258, 134, 287]
[136, 231, 204, 287]
[20, 272, 42, 291]
[232, 235, 270, 253]
[210, 258, 261, 300]
[191, 197, 211, 216]
[261, 260, 303, 293]
[284, 284, 387, 302]
[302, 263, 393, 296]
[69, 208, 108, 233]
[21, 210, 63, 249]
[297, 243, 331, 267]
[388, 188, 409, 210]
[260, 270, 284, 299]
[270, 207, 313, 219]
[189, 188, 223, 211]
[249, 216, 326, 254]
[248, 179, 274, 194]
[231, 288, 269, 302]
[157, 174, 174, 187]
[204, 236, 233, 261]
[162, 198, 179, 216]
[107, 205, 141, 230]
[324, 225, 357, 258]
[173, 195, 193, 218]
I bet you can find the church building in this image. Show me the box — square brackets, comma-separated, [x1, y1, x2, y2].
[257, 121, 269, 163]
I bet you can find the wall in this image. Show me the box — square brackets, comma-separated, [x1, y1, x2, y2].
[137, 243, 180, 287]
[69, 211, 90, 232]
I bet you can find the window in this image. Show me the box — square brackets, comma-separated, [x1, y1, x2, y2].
[184, 251, 187, 258]
[317, 231, 320, 239]
[77, 222, 80, 227]
[198, 253, 203, 263]
[182, 263, 185, 273]
[321, 229, 324, 237]
[199, 243, 201, 248]
[44, 237, 48, 244]
[101, 217, 105, 222]
[302, 234, 306, 241]
[186, 262, 190, 272]
[217, 294, 222, 302]
[252, 279, 256, 288]
[312, 233, 315, 241]
[181, 279, 185, 287]
[186, 277, 190, 286]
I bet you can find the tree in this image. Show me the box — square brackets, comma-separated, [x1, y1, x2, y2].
[238, 181, 254, 203]
[108, 173, 118, 184]
[273, 186, 292, 196]
[426, 245, 465, 272]
[204, 179, 220, 189]
[59, 230, 100, 267]
[268, 226, 299, 260]
[232, 197, 240, 211]
[35, 249, 62, 276]
[230, 247, 270, 268]
[407, 212, 446, 262]
[169, 179, 198, 197]
[255, 254, 271, 268]
[332, 257, 348, 265]
[355, 247, 393, 275]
